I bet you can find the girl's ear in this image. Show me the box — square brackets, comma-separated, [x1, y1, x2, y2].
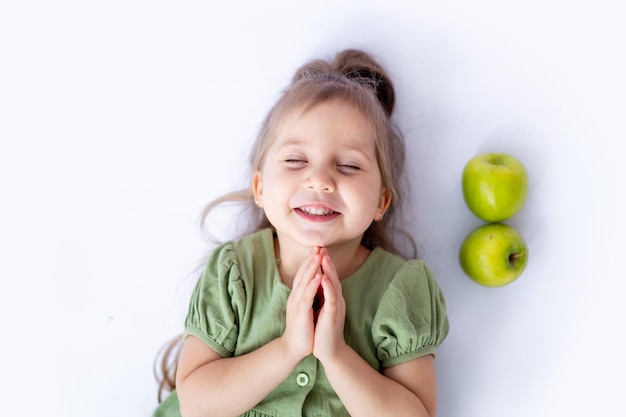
[252, 171, 263, 207]
[376, 189, 392, 221]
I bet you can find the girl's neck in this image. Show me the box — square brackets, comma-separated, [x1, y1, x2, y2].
[274, 235, 371, 287]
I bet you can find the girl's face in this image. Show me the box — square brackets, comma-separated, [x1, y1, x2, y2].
[253, 99, 391, 251]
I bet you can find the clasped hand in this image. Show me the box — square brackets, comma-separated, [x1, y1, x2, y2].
[282, 247, 346, 364]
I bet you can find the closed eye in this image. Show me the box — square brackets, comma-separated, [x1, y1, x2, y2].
[337, 164, 361, 173]
[285, 159, 308, 169]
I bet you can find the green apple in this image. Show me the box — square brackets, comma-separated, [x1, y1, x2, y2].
[462, 153, 529, 222]
[459, 223, 528, 287]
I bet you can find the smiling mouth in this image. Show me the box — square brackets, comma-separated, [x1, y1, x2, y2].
[295, 206, 340, 221]
[298, 206, 337, 216]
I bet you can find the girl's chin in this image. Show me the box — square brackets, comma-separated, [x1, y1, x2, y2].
[277, 230, 363, 250]
[274, 230, 326, 247]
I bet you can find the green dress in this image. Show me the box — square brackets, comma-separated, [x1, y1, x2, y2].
[154, 229, 449, 417]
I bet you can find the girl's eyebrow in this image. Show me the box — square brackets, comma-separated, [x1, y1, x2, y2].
[276, 138, 375, 162]
[276, 138, 305, 149]
[341, 145, 374, 162]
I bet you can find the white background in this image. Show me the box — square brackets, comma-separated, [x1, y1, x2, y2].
[1, 1, 624, 416]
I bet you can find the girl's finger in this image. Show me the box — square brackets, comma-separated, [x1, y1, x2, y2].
[292, 247, 321, 290]
[308, 272, 323, 300]
[321, 253, 340, 290]
[320, 273, 336, 307]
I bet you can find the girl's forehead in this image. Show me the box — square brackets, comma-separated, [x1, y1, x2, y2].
[274, 100, 377, 143]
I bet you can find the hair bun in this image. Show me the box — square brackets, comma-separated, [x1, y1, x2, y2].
[333, 49, 395, 116]
[292, 49, 396, 116]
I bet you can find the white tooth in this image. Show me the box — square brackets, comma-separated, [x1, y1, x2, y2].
[302, 207, 332, 215]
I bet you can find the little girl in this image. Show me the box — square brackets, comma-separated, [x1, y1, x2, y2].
[153, 49, 449, 417]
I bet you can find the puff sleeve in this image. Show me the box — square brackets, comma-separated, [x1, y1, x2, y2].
[372, 260, 449, 368]
[184, 242, 245, 358]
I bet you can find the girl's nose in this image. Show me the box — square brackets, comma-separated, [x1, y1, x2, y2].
[305, 170, 335, 193]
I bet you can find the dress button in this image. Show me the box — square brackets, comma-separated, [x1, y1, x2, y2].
[296, 372, 309, 387]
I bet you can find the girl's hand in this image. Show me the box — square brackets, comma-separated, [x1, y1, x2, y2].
[281, 247, 322, 362]
[312, 248, 347, 363]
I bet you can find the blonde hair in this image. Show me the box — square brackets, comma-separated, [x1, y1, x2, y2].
[201, 49, 412, 256]
[155, 49, 414, 402]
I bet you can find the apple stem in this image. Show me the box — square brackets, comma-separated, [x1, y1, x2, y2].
[509, 253, 522, 265]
